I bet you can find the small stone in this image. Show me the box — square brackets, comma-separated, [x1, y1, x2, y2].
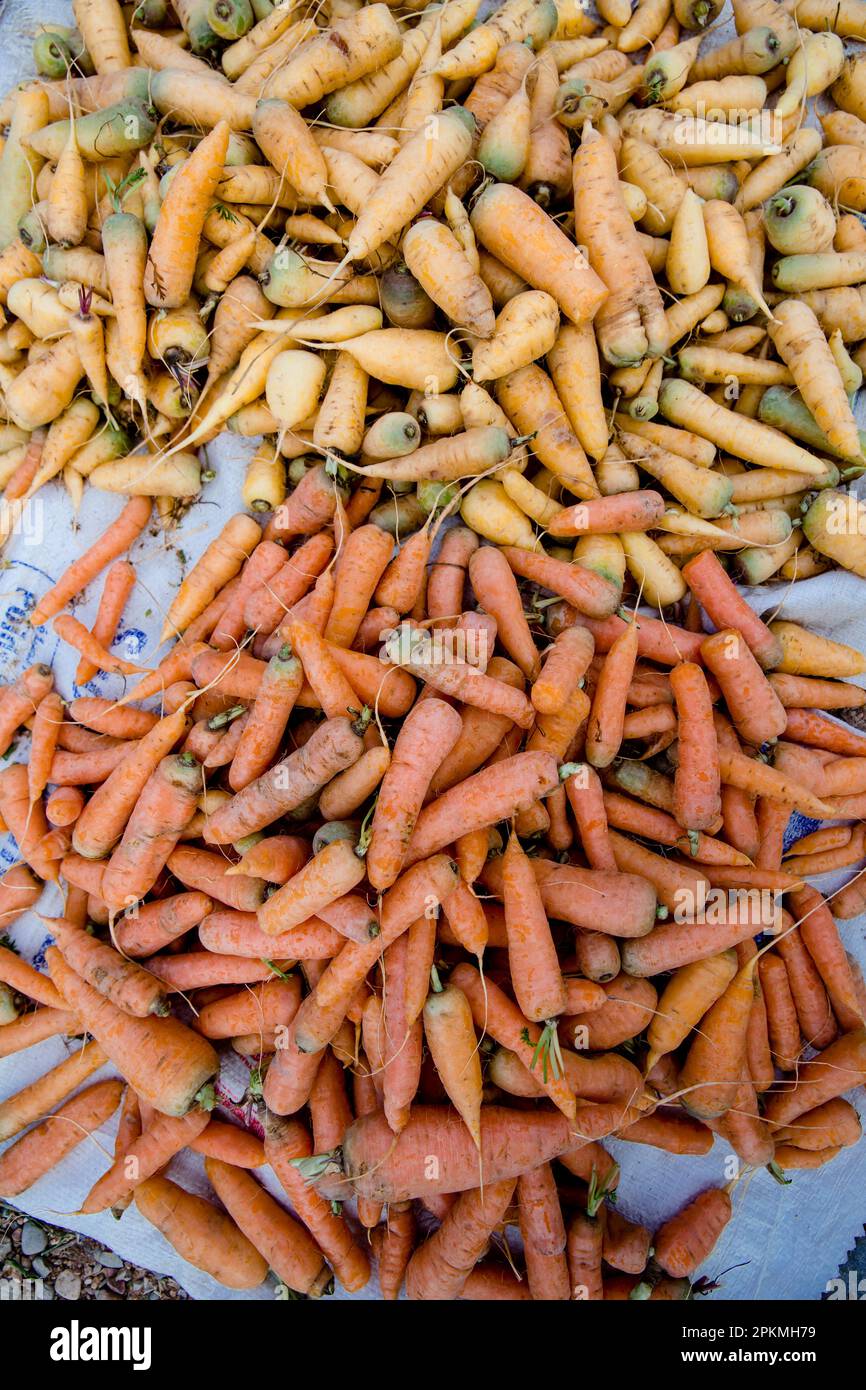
[0, 1238, 12, 1260]
[96, 1289, 121, 1300]
[97, 1250, 123, 1269]
[31, 1257, 49, 1279]
[21, 1222, 47, 1257]
[53, 1270, 82, 1301]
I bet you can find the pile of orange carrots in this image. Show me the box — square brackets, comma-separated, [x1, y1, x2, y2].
[0, 0, 865, 1302]
[1, 493, 866, 1298]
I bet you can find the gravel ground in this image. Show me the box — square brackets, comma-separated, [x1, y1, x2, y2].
[0, 1203, 189, 1301]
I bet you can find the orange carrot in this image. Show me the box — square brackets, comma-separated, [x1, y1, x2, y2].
[670, 661, 721, 832]
[48, 743, 134, 785]
[114, 891, 214, 958]
[167, 845, 266, 914]
[764, 1029, 866, 1126]
[404, 752, 559, 866]
[0, 664, 54, 757]
[324, 523, 394, 649]
[426, 526, 478, 625]
[266, 463, 340, 543]
[405, 1180, 517, 1300]
[586, 617, 639, 768]
[601, 830, 708, 915]
[621, 897, 773, 976]
[100, 753, 200, 910]
[759, 953, 802, 1073]
[500, 546, 620, 621]
[440, 877, 489, 958]
[533, 625, 595, 716]
[682, 550, 782, 668]
[0, 1079, 122, 1197]
[80, 1106, 211, 1214]
[262, 1015, 325, 1117]
[602, 792, 748, 866]
[654, 1189, 733, 1278]
[774, 918, 837, 1051]
[738, 941, 774, 1094]
[48, 916, 168, 1018]
[561, 973, 658, 1051]
[72, 708, 189, 860]
[265, 1113, 371, 1293]
[756, 795, 795, 867]
[161, 513, 261, 644]
[0, 1040, 106, 1142]
[556, 610, 705, 666]
[602, 1210, 652, 1276]
[567, 1208, 605, 1301]
[422, 978, 483, 1149]
[518, 1164, 570, 1300]
[0, 764, 60, 880]
[76, 559, 136, 684]
[428, 657, 525, 794]
[375, 530, 429, 616]
[228, 644, 303, 791]
[206, 1157, 332, 1296]
[700, 629, 787, 748]
[30, 497, 151, 627]
[716, 740, 836, 819]
[460, 1263, 532, 1300]
[211, 541, 288, 652]
[46, 786, 86, 827]
[189, 1122, 266, 1168]
[381, 931, 424, 1135]
[47, 948, 218, 1117]
[0, 1007, 80, 1059]
[308, 1048, 352, 1156]
[769, 673, 866, 709]
[483, 851, 658, 937]
[0, 943, 66, 1010]
[135, 1176, 267, 1289]
[28, 691, 64, 805]
[401, 640, 535, 728]
[619, 1110, 714, 1157]
[148, 953, 283, 992]
[373, 1204, 416, 1301]
[227, 835, 309, 884]
[469, 545, 540, 680]
[198, 909, 343, 961]
[773, 1098, 862, 1152]
[563, 765, 616, 868]
[784, 707, 866, 757]
[367, 697, 463, 891]
[503, 829, 565, 1025]
[203, 715, 364, 844]
[108, 1085, 141, 1216]
[195, 978, 301, 1043]
[791, 884, 864, 1031]
[258, 839, 366, 937]
[324, 1103, 637, 1205]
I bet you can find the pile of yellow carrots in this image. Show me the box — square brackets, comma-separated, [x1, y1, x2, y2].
[0, 0, 864, 1302]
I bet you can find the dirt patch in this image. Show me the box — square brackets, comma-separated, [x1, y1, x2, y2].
[1, 1203, 189, 1301]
